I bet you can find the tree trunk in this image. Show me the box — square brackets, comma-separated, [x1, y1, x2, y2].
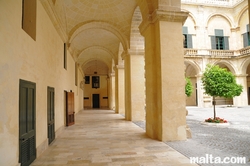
[212, 96, 216, 119]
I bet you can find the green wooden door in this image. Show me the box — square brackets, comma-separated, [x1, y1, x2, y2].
[19, 80, 36, 166]
[47, 87, 55, 144]
[93, 94, 100, 108]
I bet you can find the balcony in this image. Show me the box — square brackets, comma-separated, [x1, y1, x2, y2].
[181, 0, 244, 7]
[184, 46, 250, 57]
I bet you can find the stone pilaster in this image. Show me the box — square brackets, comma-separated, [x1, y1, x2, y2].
[139, 10, 189, 141]
[123, 50, 145, 121]
[114, 65, 125, 114]
[109, 72, 115, 110]
[196, 74, 205, 107]
[234, 74, 248, 106]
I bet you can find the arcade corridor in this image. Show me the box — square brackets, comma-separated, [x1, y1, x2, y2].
[31, 109, 197, 166]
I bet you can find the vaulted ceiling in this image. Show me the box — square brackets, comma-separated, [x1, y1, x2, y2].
[41, 0, 139, 76]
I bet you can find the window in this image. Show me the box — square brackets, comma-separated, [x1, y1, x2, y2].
[242, 24, 250, 48]
[211, 29, 229, 50]
[215, 36, 224, 50]
[22, 0, 37, 40]
[85, 76, 90, 84]
[183, 26, 193, 48]
[92, 76, 100, 89]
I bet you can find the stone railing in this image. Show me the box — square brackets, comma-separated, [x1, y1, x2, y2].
[184, 48, 248, 57]
[184, 49, 198, 55]
[238, 46, 250, 55]
[181, 0, 244, 7]
[209, 50, 234, 56]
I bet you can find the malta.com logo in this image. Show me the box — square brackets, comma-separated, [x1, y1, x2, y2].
[190, 154, 247, 164]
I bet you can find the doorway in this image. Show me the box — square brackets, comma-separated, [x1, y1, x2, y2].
[47, 87, 55, 144]
[19, 79, 36, 166]
[66, 91, 75, 126]
[92, 94, 100, 108]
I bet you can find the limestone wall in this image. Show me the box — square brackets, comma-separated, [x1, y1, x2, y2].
[0, 1, 83, 165]
[83, 75, 109, 108]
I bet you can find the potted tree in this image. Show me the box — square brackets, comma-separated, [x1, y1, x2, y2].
[185, 77, 193, 97]
[201, 64, 243, 123]
[185, 77, 193, 116]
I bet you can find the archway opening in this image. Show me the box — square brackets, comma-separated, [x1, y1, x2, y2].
[185, 62, 198, 106]
[215, 63, 234, 105]
[83, 60, 109, 109]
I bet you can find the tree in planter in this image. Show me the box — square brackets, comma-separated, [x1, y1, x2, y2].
[201, 64, 243, 121]
[185, 77, 193, 97]
[185, 77, 193, 116]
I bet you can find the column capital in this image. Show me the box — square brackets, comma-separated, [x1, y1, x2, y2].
[129, 49, 145, 56]
[121, 50, 130, 59]
[139, 10, 189, 35]
[235, 74, 248, 77]
[109, 72, 115, 77]
[195, 74, 203, 78]
[115, 65, 124, 70]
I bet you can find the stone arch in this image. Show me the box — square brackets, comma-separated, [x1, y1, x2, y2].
[130, 6, 144, 51]
[185, 60, 201, 106]
[212, 60, 237, 74]
[240, 57, 250, 74]
[69, 21, 129, 51]
[240, 57, 250, 105]
[206, 13, 234, 28]
[182, 9, 197, 28]
[210, 60, 236, 105]
[184, 60, 201, 76]
[77, 46, 116, 63]
[136, 0, 152, 21]
[236, 5, 248, 28]
[78, 48, 113, 71]
[81, 58, 110, 75]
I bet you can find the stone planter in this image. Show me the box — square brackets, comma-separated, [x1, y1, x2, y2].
[201, 121, 230, 127]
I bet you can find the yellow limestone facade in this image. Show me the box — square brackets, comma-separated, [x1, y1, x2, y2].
[0, 1, 84, 165]
[6, 0, 246, 165]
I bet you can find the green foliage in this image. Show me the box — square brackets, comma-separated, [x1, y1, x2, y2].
[185, 77, 193, 97]
[201, 64, 243, 98]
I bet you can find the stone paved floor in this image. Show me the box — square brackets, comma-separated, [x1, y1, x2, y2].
[31, 109, 198, 166]
[136, 106, 250, 166]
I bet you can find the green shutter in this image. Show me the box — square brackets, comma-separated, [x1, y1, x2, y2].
[187, 34, 193, 48]
[183, 26, 188, 34]
[215, 29, 224, 36]
[243, 32, 249, 47]
[211, 36, 216, 49]
[19, 79, 36, 166]
[224, 37, 229, 50]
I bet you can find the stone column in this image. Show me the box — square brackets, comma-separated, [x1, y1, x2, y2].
[234, 74, 248, 106]
[139, 10, 188, 141]
[109, 72, 115, 110]
[196, 74, 205, 107]
[114, 65, 125, 114]
[123, 50, 145, 121]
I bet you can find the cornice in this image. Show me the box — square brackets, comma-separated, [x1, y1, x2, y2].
[139, 10, 189, 36]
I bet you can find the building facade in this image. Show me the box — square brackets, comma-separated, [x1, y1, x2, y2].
[0, 0, 189, 166]
[1, 0, 250, 165]
[182, 0, 250, 107]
